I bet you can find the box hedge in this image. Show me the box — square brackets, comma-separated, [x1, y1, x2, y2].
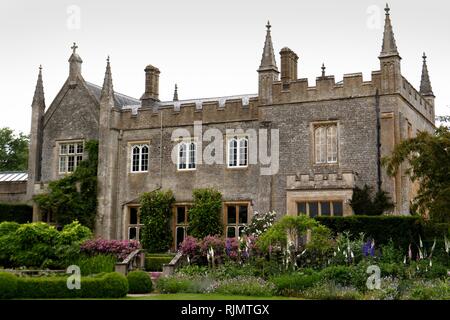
[315, 216, 449, 249]
[127, 271, 153, 294]
[0, 272, 18, 299]
[12, 272, 128, 299]
[145, 254, 175, 271]
[0, 203, 33, 223]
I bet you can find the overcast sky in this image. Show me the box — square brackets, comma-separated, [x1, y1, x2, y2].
[0, 0, 449, 134]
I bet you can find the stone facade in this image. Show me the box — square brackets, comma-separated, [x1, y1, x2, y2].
[26, 6, 436, 242]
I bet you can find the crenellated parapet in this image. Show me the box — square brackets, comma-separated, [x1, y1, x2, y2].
[400, 77, 435, 123]
[118, 94, 259, 129]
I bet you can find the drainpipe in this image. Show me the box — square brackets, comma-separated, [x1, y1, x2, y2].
[375, 89, 382, 193]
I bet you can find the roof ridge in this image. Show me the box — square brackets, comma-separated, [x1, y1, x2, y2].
[85, 81, 140, 102]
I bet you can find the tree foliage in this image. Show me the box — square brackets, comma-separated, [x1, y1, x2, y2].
[33, 140, 98, 229]
[139, 190, 175, 253]
[349, 185, 395, 216]
[382, 126, 450, 222]
[188, 188, 223, 239]
[0, 127, 29, 171]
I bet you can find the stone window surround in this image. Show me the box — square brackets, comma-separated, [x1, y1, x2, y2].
[176, 138, 197, 171]
[126, 205, 143, 241]
[296, 199, 344, 217]
[127, 140, 150, 174]
[310, 120, 340, 166]
[55, 139, 84, 177]
[226, 135, 249, 169]
[223, 201, 252, 238]
[286, 190, 353, 217]
[172, 203, 191, 249]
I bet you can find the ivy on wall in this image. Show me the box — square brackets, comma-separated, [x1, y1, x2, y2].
[139, 190, 175, 253]
[188, 188, 223, 239]
[34, 140, 98, 230]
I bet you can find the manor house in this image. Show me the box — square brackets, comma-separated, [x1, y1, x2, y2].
[25, 5, 436, 246]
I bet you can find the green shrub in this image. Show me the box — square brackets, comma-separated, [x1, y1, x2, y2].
[320, 264, 368, 292]
[0, 272, 18, 299]
[215, 276, 276, 297]
[299, 281, 363, 300]
[0, 203, 32, 223]
[271, 270, 321, 296]
[188, 188, 223, 239]
[156, 274, 214, 294]
[16, 272, 128, 299]
[140, 190, 175, 253]
[76, 254, 116, 276]
[0, 221, 20, 236]
[0, 220, 91, 269]
[403, 279, 450, 300]
[145, 254, 174, 271]
[127, 271, 153, 294]
[316, 216, 424, 249]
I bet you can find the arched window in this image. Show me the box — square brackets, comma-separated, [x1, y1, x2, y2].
[177, 141, 196, 170]
[130, 144, 149, 172]
[228, 136, 249, 168]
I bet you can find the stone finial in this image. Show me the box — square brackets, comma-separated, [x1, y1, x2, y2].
[420, 52, 434, 96]
[68, 42, 82, 83]
[258, 20, 278, 72]
[173, 84, 179, 101]
[321, 63, 326, 77]
[380, 3, 400, 58]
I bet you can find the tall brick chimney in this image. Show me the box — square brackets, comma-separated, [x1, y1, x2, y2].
[280, 47, 298, 83]
[141, 64, 160, 106]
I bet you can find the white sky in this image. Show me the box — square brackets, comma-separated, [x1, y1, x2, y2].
[0, 0, 449, 134]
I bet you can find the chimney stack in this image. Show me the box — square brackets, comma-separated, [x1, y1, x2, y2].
[280, 47, 298, 83]
[141, 64, 160, 106]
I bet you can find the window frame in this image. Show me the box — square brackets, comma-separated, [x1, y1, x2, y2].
[127, 206, 143, 241]
[224, 202, 250, 238]
[130, 143, 150, 173]
[296, 200, 344, 217]
[227, 136, 249, 169]
[177, 140, 197, 171]
[173, 204, 191, 249]
[312, 122, 339, 165]
[57, 140, 84, 175]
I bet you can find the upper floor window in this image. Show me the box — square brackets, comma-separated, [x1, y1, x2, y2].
[314, 124, 337, 164]
[178, 141, 196, 170]
[228, 136, 248, 168]
[59, 141, 83, 174]
[131, 144, 149, 172]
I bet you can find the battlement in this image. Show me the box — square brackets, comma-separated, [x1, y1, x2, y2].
[400, 77, 434, 122]
[271, 71, 381, 104]
[118, 94, 259, 129]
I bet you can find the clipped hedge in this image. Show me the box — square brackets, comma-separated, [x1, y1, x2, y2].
[145, 254, 175, 271]
[127, 271, 153, 294]
[13, 272, 128, 299]
[315, 216, 446, 249]
[0, 203, 32, 223]
[0, 272, 18, 299]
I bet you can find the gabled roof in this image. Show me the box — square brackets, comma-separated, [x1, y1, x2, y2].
[85, 82, 140, 108]
[0, 172, 28, 182]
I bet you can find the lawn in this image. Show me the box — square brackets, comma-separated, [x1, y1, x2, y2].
[126, 293, 302, 300]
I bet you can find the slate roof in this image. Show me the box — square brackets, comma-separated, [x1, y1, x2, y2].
[85, 82, 140, 108]
[0, 172, 28, 182]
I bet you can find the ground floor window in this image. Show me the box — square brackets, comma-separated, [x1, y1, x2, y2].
[225, 203, 249, 238]
[128, 207, 143, 240]
[174, 205, 191, 248]
[297, 200, 343, 217]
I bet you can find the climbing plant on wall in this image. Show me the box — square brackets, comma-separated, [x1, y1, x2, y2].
[139, 190, 175, 253]
[34, 140, 98, 230]
[188, 188, 223, 239]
